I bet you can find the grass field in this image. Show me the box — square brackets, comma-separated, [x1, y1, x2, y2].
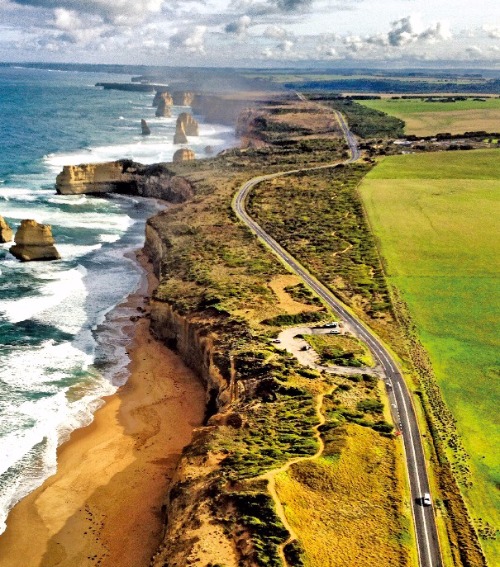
[359, 98, 500, 136]
[275, 425, 411, 567]
[360, 149, 500, 562]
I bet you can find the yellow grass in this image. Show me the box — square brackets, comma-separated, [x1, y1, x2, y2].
[268, 275, 320, 315]
[275, 424, 412, 567]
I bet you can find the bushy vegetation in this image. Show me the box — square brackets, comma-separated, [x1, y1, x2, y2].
[284, 283, 323, 307]
[261, 310, 327, 327]
[321, 98, 405, 138]
[248, 164, 396, 341]
[304, 334, 374, 367]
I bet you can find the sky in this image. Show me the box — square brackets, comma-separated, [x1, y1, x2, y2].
[0, 0, 499, 66]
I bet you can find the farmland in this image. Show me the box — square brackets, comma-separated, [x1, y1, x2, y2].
[359, 97, 500, 136]
[359, 149, 500, 563]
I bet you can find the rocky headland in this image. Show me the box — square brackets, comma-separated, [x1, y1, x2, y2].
[10, 219, 60, 261]
[0, 215, 13, 243]
[55, 160, 193, 202]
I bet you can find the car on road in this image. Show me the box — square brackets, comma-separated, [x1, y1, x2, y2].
[422, 493, 432, 506]
[271, 339, 281, 344]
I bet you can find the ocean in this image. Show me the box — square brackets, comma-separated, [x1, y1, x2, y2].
[0, 65, 235, 534]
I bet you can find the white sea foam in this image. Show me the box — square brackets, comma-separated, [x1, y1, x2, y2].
[99, 233, 121, 243]
[0, 265, 86, 325]
[47, 195, 88, 206]
[3, 205, 133, 232]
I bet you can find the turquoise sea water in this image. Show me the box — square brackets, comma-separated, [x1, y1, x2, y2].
[0, 65, 235, 533]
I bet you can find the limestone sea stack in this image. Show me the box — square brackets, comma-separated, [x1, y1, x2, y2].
[141, 119, 151, 135]
[173, 149, 195, 163]
[153, 90, 173, 108]
[0, 215, 13, 243]
[177, 113, 199, 136]
[172, 92, 194, 106]
[10, 219, 60, 261]
[173, 124, 188, 145]
[155, 95, 172, 118]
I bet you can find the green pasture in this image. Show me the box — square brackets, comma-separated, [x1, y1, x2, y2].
[359, 150, 500, 562]
[360, 97, 500, 116]
[359, 98, 500, 136]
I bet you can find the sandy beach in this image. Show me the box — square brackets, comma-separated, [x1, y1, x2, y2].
[0, 251, 206, 567]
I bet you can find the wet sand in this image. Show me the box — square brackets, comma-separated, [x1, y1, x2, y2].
[0, 251, 206, 567]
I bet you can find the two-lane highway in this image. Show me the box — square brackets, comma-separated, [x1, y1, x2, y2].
[232, 108, 442, 567]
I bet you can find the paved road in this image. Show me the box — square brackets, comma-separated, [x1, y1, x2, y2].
[232, 107, 442, 567]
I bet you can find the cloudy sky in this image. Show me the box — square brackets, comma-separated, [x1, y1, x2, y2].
[0, 0, 499, 66]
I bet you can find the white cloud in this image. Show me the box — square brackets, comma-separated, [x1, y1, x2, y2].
[278, 38, 294, 51]
[263, 24, 288, 39]
[170, 25, 207, 53]
[386, 15, 451, 46]
[12, 0, 163, 24]
[466, 45, 483, 58]
[483, 24, 500, 39]
[225, 15, 251, 35]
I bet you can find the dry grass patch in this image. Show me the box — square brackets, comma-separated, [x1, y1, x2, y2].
[275, 425, 411, 567]
[403, 110, 500, 136]
[268, 275, 322, 316]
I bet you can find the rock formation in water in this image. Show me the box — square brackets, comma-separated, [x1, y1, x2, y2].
[56, 162, 132, 194]
[141, 119, 151, 135]
[0, 215, 13, 243]
[177, 113, 199, 136]
[10, 219, 61, 261]
[153, 90, 173, 108]
[155, 97, 172, 118]
[172, 92, 194, 106]
[173, 123, 188, 145]
[173, 149, 195, 163]
[55, 160, 194, 203]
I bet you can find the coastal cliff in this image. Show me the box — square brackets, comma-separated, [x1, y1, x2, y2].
[55, 160, 194, 202]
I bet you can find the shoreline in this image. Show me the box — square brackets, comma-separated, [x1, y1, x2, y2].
[0, 249, 206, 567]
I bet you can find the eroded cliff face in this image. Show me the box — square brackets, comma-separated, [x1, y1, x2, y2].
[144, 221, 250, 567]
[55, 160, 194, 203]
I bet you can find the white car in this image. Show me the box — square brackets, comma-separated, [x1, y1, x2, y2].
[422, 493, 432, 506]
